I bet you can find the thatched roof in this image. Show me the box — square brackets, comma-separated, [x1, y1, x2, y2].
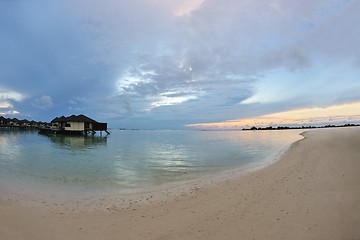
[51, 114, 99, 123]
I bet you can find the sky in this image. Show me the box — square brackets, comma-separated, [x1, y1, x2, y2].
[0, 0, 359, 129]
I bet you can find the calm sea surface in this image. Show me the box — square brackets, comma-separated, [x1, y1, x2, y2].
[0, 129, 303, 197]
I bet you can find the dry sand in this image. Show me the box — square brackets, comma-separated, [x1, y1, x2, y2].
[1, 127, 360, 240]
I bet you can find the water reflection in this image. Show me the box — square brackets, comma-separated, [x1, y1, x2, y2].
[0, 130, 23, 163]
[190, 129, 304, 147]
[0, 129, 304, 194]
[108, 130, 304, 187]
[40, 134, 107, 150]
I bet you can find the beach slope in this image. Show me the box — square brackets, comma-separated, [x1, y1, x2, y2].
[1, 128, 359, 239]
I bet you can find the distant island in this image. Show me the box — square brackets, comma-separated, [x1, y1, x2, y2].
[242, 123, 360, 131]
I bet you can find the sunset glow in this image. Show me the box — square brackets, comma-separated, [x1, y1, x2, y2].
[187, 102, 360, 129]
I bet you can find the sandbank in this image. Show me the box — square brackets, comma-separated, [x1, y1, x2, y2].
[1, 127, 359, 239]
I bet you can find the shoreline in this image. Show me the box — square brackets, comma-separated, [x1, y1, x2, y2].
[1, 127, 359, 239]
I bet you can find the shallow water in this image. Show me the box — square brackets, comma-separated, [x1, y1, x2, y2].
[0, 129, 303, 198]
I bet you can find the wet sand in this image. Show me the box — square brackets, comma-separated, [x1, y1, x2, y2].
[1, 127, 359, 240]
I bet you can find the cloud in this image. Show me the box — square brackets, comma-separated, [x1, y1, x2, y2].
[0, 0, 359, 127]
[174, 0, 204, 16]
[0, 110, 20, 116]
[0, 101, 13, 109]
[145, 90, 200, 111]
[77, 0, 360, 126]
[33, 95, 54, 110]
[241, 62, 360, 107]
[0, 88, 25, 102]
[0, 88, 25, 116]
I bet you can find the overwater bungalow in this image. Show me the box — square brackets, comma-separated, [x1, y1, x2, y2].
[9, 118, 20, 127]
[0, 116, 44, 129]
[39, 114, 109, 135]
[0, 116, 21, 128]
[19, 119, 31, 128]
[0, 116, 7, 126]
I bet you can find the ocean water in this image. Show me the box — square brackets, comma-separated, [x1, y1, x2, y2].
[0, 129, 303, 198]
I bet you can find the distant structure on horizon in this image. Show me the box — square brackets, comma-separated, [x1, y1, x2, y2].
[242, 123, 360, 131]
[39, 114, 110, 135]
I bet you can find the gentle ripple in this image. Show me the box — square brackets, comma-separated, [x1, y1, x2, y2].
[0, 129, 303, 196]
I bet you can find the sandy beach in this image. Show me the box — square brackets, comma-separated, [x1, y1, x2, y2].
[1, 127, 359, 240]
